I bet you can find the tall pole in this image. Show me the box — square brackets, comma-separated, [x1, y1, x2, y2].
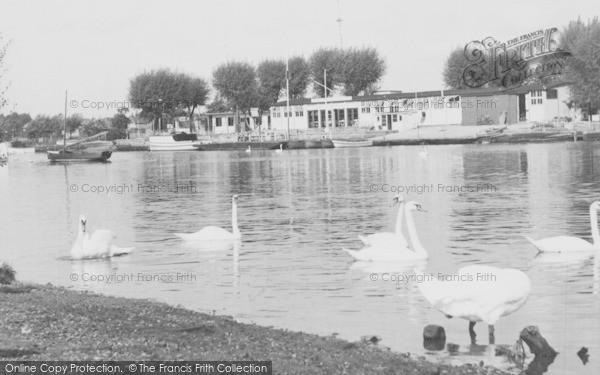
[63, 90, 67, 150]
[286, 57, 290, 140]
[324, 69, 328, 128]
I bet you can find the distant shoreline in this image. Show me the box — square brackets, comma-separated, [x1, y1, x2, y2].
[0, 282, 510, 375]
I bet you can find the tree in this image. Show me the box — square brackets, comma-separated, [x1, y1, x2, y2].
[443, 46, 473, 89]
[0, 33, 11, 113]
[26, 115, 62, 141]
[338, 47, 386, 96]
[180, 76, 209, 132]
[562, 17, 600, 116]
[66, 114, 83, 134]
[212, 61, 257, 132]
[287, 56, 310, 99]
[256, 59, 286, 125]
[0, 112, 31, 140]
[111, 108, 131, 132]
[309, 48, 344, 97]
[207, 96, 231, 113]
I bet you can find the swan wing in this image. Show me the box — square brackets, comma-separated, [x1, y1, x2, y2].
[78, 230, 113, 258]
[360, 232, 409, 248]
[344, 245, 423, 261]
[176, 226, 234, 241]
[526, 235, 596, 252]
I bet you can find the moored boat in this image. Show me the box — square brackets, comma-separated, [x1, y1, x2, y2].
[332, 140, 373, 148]
[149, 134, 198, 151]
[47, 149, 112, 162]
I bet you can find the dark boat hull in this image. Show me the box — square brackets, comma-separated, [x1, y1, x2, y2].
[47, 150, 112, 162]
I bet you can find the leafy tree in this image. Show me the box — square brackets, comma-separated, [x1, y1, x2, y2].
[287, 56, 310, 99]
[207, 96, 231, 113]
[443, 46, 473, 89]
[255, 59, 286, 126]
[180, 76, 210, 132]
[66, 114, 83, 134]
[26, 115, 63, 140]
[212, 61, 257, 132]
[0, 112, 31, 140]
[562, 17, 600, 116]
[338, 47, 386, 96]
[111, 109, 131, 132]
[0, 33, 9, 113]
[309, 47, 344, 97]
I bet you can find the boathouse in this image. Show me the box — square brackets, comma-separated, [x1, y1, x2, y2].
[268, 83, 574, 130]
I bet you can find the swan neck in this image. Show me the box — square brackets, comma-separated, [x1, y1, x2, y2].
[232, 201, 240, 236]
[394, 202, 404, 235]
[405, 206, 427, 257]
[591, 206, 599, 245]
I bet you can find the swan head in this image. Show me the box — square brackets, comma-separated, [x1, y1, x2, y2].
[591, 201, 600, 211]
[232, 194, 239, 203]
[78, 215, 87, 233]
[405, 201, 426, 212]
[390, 194, 405, 207]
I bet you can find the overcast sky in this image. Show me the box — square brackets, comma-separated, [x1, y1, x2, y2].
[0, 0, 598, 117]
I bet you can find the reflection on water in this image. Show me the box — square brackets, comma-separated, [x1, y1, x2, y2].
[1, 143, 599, 374]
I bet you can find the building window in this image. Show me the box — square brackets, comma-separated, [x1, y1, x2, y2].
[392, 114, 397, 122]
[335, 108, 345, 127]
[537, 98, 542, 104]
[215, 118, 222, 127]
[398, 115, 402, 121]
[228, 117, 234, 126]
[347, 108, 358, 126]
[308, 110, 319, 128]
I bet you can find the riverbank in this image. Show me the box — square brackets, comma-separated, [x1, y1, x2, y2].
[0, 282, 511, 375]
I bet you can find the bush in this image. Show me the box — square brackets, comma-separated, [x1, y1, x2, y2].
[106, 129, 127, 141]
[0, 262, 16, 284]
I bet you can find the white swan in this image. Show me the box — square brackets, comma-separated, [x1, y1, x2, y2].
[525, 201, 600, 252]
[344, 201, 427, 261]
[358, 195, 408, 248]
[275, 144, 283, 153]
[176, 195, 241, 242]
[418, 264, 531, 344]
[71, 215, 134, 260]
[245, 146, 251, 153]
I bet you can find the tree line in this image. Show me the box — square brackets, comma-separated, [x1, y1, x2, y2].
[128, 47, 386, 132]
[442, 16, 600, 116]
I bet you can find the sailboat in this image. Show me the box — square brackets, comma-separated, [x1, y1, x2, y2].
[48, 91, 114, 162]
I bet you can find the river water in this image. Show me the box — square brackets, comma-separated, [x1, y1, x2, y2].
[1, 143, 599, 374]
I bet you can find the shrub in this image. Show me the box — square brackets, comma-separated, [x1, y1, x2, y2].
[0, 262, 16, 284]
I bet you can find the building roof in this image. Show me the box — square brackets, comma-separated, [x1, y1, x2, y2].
[271, 82, 571, 107]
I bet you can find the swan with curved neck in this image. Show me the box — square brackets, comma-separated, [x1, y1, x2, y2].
[526, 201, 600, 252]
[176, 195, 241, 242]
[358, 195, 409, 248]
[71, 215, 134, 260]
[344, 201, 427, 261]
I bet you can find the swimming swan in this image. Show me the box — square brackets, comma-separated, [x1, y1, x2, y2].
[344, 201, 427, 261]
[71, 215, 134, 260]
[176, 195, 241, 242]
[245, 146, 251, 153]
[418, 264, 531, 344]
[358, 195, 409, 248]
[275, 144, 283, 153]
[525, 201, 600, 253]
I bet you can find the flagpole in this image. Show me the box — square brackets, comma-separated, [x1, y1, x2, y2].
[286, 57, 290, 140]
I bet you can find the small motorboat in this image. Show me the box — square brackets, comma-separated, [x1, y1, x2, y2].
[149, 133, 199, 151]
[332, 140, 373, 148]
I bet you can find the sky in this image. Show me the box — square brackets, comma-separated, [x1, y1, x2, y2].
[0, 0, 598, 117]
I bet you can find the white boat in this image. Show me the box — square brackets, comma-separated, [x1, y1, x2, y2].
[149, 134, 199, 151]
[332, 140, 373, 148]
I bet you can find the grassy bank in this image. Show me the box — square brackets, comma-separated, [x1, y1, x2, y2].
[0, 282, 512, 375]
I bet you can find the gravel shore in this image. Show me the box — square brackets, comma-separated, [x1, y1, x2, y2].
[0, 283, 511, 375]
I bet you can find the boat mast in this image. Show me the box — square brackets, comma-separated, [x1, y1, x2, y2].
[63, 90, 67, 150]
